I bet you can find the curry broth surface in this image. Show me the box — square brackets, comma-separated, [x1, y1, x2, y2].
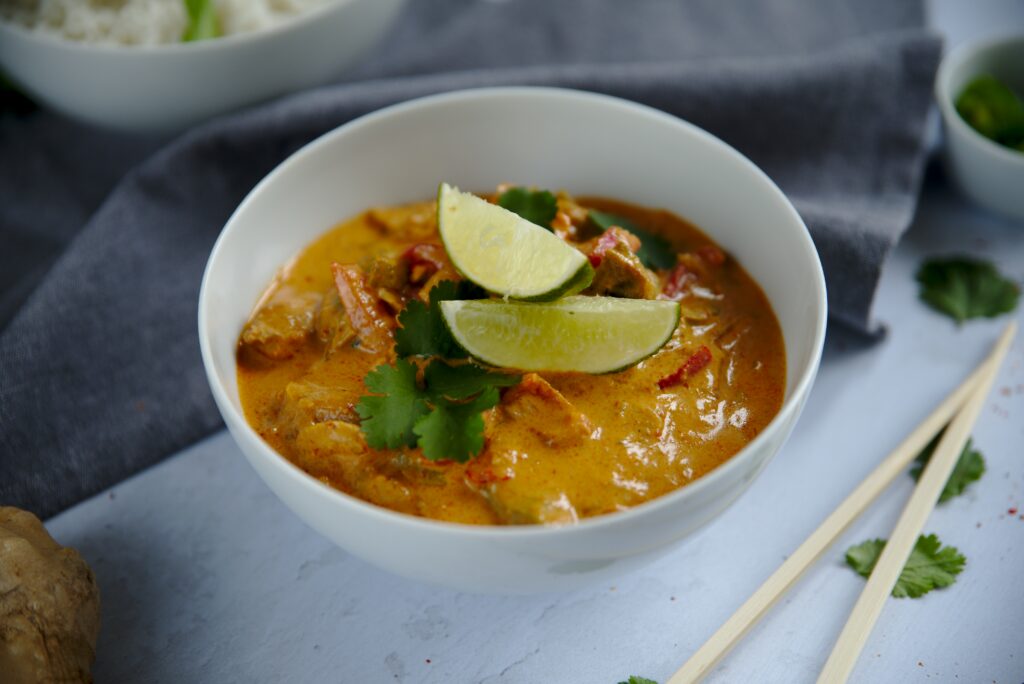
[237, 196, 785, 525]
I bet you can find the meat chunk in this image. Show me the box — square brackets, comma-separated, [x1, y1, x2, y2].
[293, 421, 416, 514]
[464, 447, 580, 524]
[586, 226, 643, 260]
[500, 374, 592, 447]
[365, 253, 409, 291]
[479, 489, 580, 525]
[314, 288, 355, 357]
[587, 246, 659, 299]
[365, 204, 436, 241]
[580, 228, 658, 299]
[293, 419, 366, 471]
[239, 285, 321, 361]
[278, 378, 361, 439]
[332, 263, 395, 354]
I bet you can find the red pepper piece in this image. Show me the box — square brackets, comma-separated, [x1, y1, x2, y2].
[662, 263, 694, 300]
[657, 345, 713, 389]
[331, 263, 395, 354]
[588, 230, 621, 267]
[401, 243, 448, 275]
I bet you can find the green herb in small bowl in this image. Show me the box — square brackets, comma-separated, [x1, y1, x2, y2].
[956, 74, 1024, 153]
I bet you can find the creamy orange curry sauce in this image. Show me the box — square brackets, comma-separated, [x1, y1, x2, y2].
[236, 191, 785, 525]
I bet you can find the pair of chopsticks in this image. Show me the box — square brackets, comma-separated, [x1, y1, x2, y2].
[669, 322, 1017, 684]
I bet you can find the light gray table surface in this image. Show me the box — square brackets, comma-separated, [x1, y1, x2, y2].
[43, 5, 1024, 683]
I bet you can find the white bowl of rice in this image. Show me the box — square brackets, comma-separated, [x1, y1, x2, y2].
[0, 0, 405, 131]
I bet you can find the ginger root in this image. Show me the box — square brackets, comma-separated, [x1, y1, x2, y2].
[0, 507, 100, 684]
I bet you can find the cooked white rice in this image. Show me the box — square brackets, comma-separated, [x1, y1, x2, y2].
[0, 0, 333, 46]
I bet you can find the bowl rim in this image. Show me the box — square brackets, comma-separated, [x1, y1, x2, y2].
[935, 32, 1024, 166]
[0, 0, 364, 55]
[198, 85, 828, 539]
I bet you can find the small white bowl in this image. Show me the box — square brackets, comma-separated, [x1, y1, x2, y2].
[199, 87, 827, 593]
[936, 34, 1024, 221]
[0, 0, 404, 132]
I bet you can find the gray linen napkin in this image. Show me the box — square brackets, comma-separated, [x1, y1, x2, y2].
[0, 2, 940, 517]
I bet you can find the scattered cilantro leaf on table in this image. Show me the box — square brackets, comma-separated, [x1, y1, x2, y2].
[910, 432, 985, 503]
[589, 210, 676, 270]
[394, 280, 469, 358]
[845, 534, 965, 598]
[497, 186, 558, 228]
[916, 257, 1019, 324]
[617, 677, 658, 684]
[183, 0, 221, 42]
[424, 360, 520, 400]
[355, 359, 428, 449]
[414, 387, 501, 462]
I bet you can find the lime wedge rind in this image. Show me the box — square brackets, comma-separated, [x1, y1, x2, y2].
[440, 296, 680, 374]
[437, 183, 593, 301]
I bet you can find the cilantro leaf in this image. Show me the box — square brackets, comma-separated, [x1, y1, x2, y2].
[497, 186, 558, 228]
[845, 534, 966, 598]
[424, 360, 521, 400]
[589, 210, 675, 270]
[355, 360, 428, 449]
[395, 281, 468, 358]
[414, 387, 501, 462]
[916, 257, 1019, 324]
[182, 0, 221, 42]
[617, 678, 658, 684]
[910, 432, 986, 503]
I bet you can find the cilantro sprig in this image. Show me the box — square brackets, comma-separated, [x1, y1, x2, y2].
[395, 280, 469, 358]
[413, 386, 501, 461]
[910, 432, 986, 503]
[589, 210, 676, 270]
[425, 360, 521, 399]
[356, 360, 429, 449]
[497, 186, 558, 228]
[845, 534, 966, 598]
[357, 281, 520, 462]
[916, 257, 1019, 324]
[617, 677, 658, 684]
[357, 359, 518, 462]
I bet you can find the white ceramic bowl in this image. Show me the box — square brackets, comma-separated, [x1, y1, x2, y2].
[199, 87, 827, 593]
[0, 0, 404, 132]
[936, 34, 1024, 221]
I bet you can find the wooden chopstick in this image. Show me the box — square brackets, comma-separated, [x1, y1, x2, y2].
[668, 323, 1017, 684]
[816, 321, 1016, 683]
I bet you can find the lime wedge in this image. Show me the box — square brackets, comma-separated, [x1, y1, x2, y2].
[439, 296, 680, 373]
[437, 183, 593, 300]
